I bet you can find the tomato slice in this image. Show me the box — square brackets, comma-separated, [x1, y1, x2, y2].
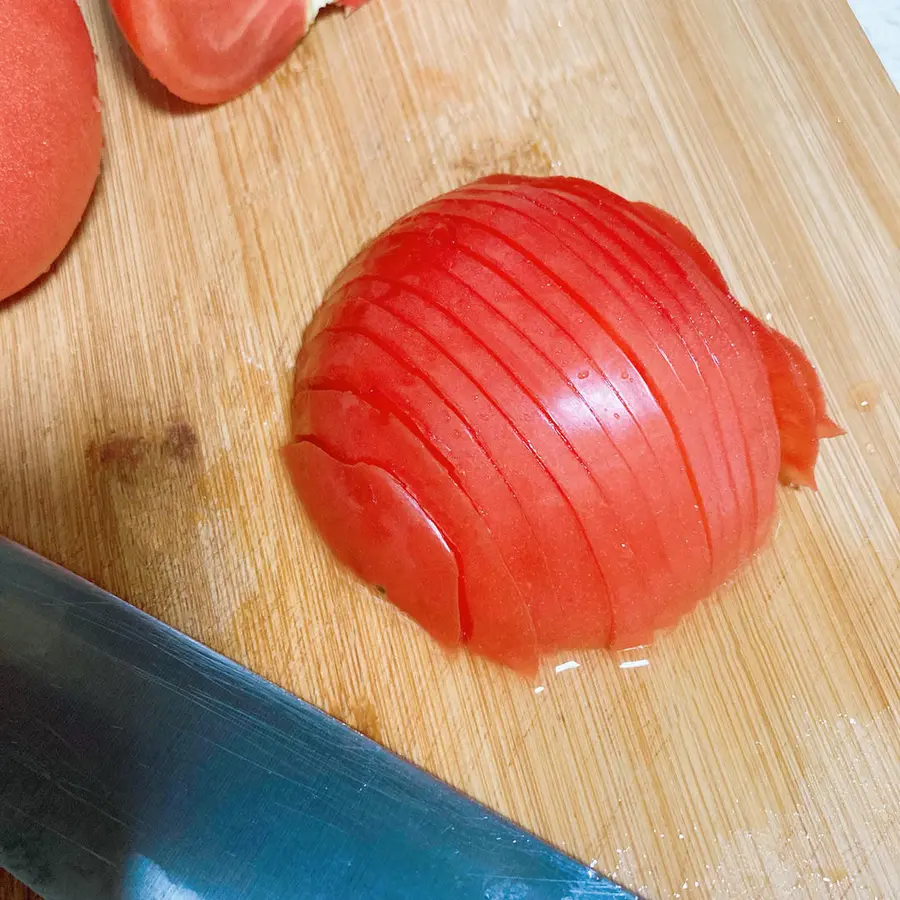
[568, 184, 780, 549]
[629, 201, 731, 296]
[291, 386, 539, 673]
[110, 0, 366, 105]
[346, 282, 619, 651]
[285, 440, 462, 648]
[445, 188, 717, 550]
[601, 191, 780, 547]
[739, 312, 843, 489]
[620, 183, 841, 491]
[515, 179, 779, 555]
[414, 192, 741, 642]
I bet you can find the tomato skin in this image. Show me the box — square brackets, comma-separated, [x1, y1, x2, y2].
[739, 312, 843, 489]
[109, 0, 367, 105]
[287, 176, 842, 670]
[0, 0, 102, 302]
[289, 385, 540, 674]
[629, 194, 842, 490]
[284, 440, 463, 649]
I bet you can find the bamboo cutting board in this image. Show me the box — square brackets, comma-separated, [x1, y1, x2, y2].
[2, 0, 899, 897]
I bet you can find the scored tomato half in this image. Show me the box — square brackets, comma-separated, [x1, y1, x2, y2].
[285, 176, 843, 671]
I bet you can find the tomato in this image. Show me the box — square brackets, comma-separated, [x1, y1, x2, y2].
[739, 313, 845, 489]
[630, 194, 843, 490]
[0, 0, 102, 302]
[289, 385, 540, 673]
[285, 176, 842, 670]
[284, 440, 462, 648]
[109, 0, 369, 105]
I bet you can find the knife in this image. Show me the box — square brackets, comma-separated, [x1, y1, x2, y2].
[0, 539, 638, 900]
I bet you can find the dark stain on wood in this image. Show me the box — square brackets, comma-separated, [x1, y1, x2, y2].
[163, 422, 199, 461]
[85, 435, 148, 476]
[85, 422, 199, 477]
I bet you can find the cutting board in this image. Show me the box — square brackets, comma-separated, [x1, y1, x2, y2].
[2, 0, 898, 897]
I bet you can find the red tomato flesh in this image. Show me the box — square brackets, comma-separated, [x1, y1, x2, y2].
[284, 440, 462, 648]
[0, 0, 102, 302]
[285, 176, 843, 670]
[110, 0, 368, 105]
[739, 313, 845, 490]
[629, 192, 844, 490]
[291, 385, 540, 673]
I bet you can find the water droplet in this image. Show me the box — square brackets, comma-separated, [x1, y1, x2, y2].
[577, 369, 589, 379]
[850, 380, 881, 412]
[554, 660, 580, 673]
[533, 685, 545, 694]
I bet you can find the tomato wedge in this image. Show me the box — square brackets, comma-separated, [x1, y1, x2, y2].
[110, 0, 368, 105]
[285, 176, 843, 671]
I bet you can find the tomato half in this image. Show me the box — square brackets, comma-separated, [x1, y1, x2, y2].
[0, 0, 102, 302]
[285, 176, 842, 670]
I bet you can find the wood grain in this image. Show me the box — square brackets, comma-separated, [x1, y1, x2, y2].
[2, 0, 898, 897]
[0, 872, 37, 900]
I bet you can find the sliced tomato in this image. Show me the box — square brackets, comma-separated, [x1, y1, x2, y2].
[286, 175, 842, 670]
[624, 191, 843, 491]
[605, 194, 780, 547]
[630, 201, 730, 295]
[563, 184, 779, 549]
[110, 0, 367, 105]
[416, 192, 742, 642]
[291, 386, 539, 673]
[285, 441, 461, 647]
[381, 209, 709, 646]
[739, 312, 842, 489]
[333, 280, 619, 652]
[526, 178, 780, 555]
[300, 303, 612, 653]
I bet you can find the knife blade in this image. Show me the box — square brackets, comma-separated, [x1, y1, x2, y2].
[0, 539, 638, 900]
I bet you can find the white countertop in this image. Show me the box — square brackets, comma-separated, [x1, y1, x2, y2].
[849, 0, 900, 86]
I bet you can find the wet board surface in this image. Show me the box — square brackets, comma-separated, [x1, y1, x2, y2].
[1, 0, 899, 897]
